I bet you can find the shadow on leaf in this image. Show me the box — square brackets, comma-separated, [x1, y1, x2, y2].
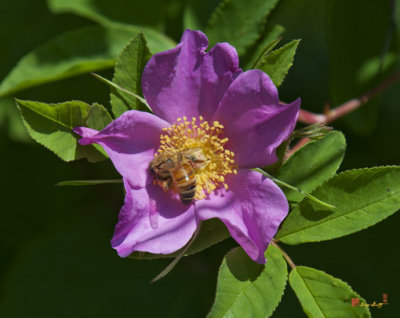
[226, 247, 264, 282]
[298, 199, 334, 221]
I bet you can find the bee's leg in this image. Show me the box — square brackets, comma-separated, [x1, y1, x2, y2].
[200, 159, 211, 167]
[162, 178, 172, 191]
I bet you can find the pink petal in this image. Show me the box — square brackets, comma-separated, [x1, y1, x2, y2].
[74, 110, 170, 188]
[111, 179, 198, 256]
[195, 169, 289, 264]
[214, 70, 300, 168]
[142, 29, 242, 124]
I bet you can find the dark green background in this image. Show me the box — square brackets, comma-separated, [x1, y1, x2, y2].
[1, 0, 398, 317]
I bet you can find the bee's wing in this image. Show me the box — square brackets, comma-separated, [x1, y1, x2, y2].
[181, 147, 208, 163]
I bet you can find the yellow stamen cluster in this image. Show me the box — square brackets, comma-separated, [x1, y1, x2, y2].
[156, 116, 237, 200]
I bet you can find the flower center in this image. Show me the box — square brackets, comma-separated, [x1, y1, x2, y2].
[153, 116, 237, 201]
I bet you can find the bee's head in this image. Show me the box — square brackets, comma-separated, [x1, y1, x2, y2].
[150, 154, 176, 176]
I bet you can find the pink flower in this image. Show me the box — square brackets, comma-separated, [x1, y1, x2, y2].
[74, 30, 300, 264]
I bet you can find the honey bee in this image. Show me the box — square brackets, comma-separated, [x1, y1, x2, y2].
[150, 148, 209, 205]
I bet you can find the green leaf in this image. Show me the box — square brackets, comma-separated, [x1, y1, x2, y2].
[207, 245, 287, 318]
[289, 266, 370, 318]
[205, 0, 280, 56]
[0, 97, 30, 142]
[262, 137, 290, 174]
[110, 32, 152, 117]
[87, 103, 113, 130]
[256, 168, 335, 210]
[254, 39, 300, 87]
[244, 24, 285, 70]
[183, 0, 218, 30]
[183, 218, 230, 257]
[15, 99, 106, 162]
[92, 73, 150, 110]
[276, 131, 346, 203]
[56, 179, 122, 186]
[48, 0, 165, 29]
[0, 25, 135, 97]
[276, 166, 400, 244]
[47, 0, 176, 53]
[129, 218, 230, 260]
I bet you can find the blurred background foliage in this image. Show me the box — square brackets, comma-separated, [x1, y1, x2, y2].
[0, 0, 399, 317]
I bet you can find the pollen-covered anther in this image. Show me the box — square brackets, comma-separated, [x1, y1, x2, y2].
[154, 116, 237, 200]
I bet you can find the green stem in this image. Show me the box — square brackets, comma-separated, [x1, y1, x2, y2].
[151, 221, 203, 283]
[56, 179, 123, 186]
[91, 73, 152, 112]
[254, 168, 335, 209]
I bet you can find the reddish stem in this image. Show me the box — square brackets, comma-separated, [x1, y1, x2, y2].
[297, 110, 325, 124]
[271, 241, 296, 269]
[296, 69, 400, 125]
[287, 70, 400, 158]
[285, 137, 309, 159]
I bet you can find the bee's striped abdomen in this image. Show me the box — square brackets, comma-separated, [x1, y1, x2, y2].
[174, 163, 196, 205]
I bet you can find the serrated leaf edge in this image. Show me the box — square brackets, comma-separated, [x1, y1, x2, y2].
[278, 165, 400, 242]
[110, 31, 151, 116]
[207, 245, 288, 318]
[15, 99, 104, 162]
[256, 39, 300, 87]
[206, 0, 280, 56]
[290, 266, 370, 318]
[15, 99, 91, 130]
